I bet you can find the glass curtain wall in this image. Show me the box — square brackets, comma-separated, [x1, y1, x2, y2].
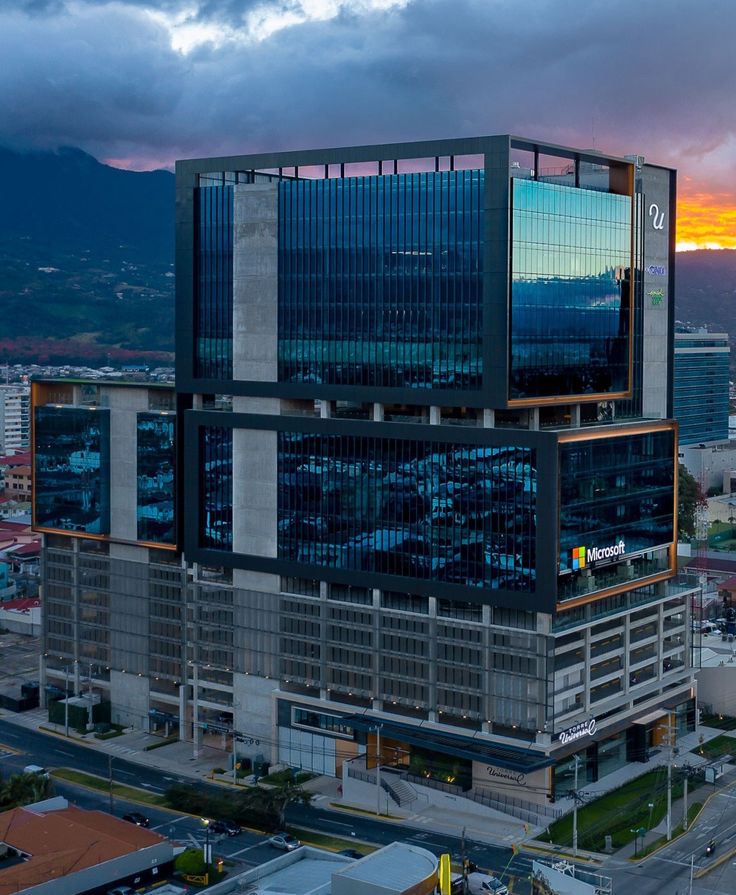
[136, 412, 176, 544]
[558, 429, 675, 599]
[510, 179, 632, 400]
[278, 170, 484, 389]
[34, 406, 110, 534]
[278, 433, 536, 592]
[200, 426, 233, 549]
[194, 186, 233, 380]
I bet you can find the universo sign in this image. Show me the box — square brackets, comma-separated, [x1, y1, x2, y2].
[559, 718, 596, 745]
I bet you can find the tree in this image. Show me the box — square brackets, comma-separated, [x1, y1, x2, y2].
[237, 778, 313, 830]
[0, 772, 52, 810]
[678, 464, 699, 539]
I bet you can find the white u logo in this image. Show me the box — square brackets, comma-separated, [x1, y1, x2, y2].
[649, 203, 665, 230]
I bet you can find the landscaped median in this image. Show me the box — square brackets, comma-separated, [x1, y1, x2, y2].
[543, 766, 707, 853]
[52, 767, 167, 808]
[50, 768, 376, 856]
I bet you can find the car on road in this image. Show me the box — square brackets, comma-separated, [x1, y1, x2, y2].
[122, 812, 150, 828]
[466, 872, 508, 895]
[268, 832, 301, 851]
[338, 849, 364, 860]
[209, 819, 241, 836]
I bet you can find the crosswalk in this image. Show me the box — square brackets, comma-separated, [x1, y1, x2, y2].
[105, 744, 140, 756]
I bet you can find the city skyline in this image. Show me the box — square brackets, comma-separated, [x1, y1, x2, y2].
[1, 0, 734, 250]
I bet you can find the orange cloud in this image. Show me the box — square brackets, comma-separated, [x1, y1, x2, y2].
[677, 187, 736, 251]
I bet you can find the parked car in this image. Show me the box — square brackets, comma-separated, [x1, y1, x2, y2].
[338, 848, 364, 860]
[122, 812, 150, 827]
[209, 819, 241, 836]
[268, 832, 301, 851]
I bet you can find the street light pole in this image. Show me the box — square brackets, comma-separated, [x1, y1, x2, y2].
[573, 754, 579, 857]
[202, 817, 211, 872]
[64, 665, 70, 738]
[108, 755, 114, 814]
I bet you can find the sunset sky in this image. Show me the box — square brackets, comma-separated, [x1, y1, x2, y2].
[1, 0, 734, 250]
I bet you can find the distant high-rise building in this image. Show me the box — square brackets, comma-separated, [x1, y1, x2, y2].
[673, 326, 730, 446]
[35, 136, 698, 818]
[0, 385, 30, 454]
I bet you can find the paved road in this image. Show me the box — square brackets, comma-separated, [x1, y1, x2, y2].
[0, 719, 538, 891]
[603, 785, 736, 895]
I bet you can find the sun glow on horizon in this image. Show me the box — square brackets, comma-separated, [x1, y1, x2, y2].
[676, 188, 736, 252]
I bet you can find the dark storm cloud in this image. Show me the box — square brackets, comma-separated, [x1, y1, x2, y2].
[0, 0, 734, 188]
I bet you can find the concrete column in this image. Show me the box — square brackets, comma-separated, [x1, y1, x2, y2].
[483, 409, 495, 428]
[373, 403, 384, 422]
[178, 683, 187, 742]
[320, 400, 332, 419]
[38, 656, 47, 709]
[529, 408, 540, 430]
[570, 405, 581, 427]
[192, 664, 201, 759]
[429, 406, 441, 425]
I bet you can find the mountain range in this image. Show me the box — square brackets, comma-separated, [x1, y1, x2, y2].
[0, 146, 733, 366]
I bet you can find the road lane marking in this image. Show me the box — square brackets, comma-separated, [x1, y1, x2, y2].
[230, 842, 270, 857]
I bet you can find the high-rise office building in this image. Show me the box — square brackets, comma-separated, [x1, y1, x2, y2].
[0, 385, 30, 454]
[37, 136, 697, 817]
[673, 325, 730, 446]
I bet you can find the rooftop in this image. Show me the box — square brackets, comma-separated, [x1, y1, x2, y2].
[0, 801, 166, 895]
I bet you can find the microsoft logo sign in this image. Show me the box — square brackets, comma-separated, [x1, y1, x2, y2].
[570, 546, 586, 571]
[562, 539, 626, 572]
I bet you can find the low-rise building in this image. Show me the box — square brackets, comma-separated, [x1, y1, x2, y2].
[0, 798, 175, 895]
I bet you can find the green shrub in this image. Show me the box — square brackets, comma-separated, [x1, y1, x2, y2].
[175, 847, 206, 875]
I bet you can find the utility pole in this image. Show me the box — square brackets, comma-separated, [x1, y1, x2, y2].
[666, 716, 674, 841]
[373, 722, 383, 817]
[683, 767, 689, 831]
[573, 754, 580, 857]
[108, 755, 114, 814]
[64, 665, 70, 738]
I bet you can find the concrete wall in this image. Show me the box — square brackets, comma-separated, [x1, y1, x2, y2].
[107, 386, 149, 541]
[108, 543, 150, 678]
[232, 426, 277, 559]
[110, 667, 150, 729]
[472, 761, 550, 807]
[0, 605, 40, 635]
[640, 164, 673, 420]
[22, 841, 173, 895]
[697, 666, 736, 715]
[681, 442, 736, 492]
[233, 183, 278, 383]
[232, 670, 278, 763]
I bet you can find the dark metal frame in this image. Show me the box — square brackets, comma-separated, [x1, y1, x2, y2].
[175, 134, 637, 410]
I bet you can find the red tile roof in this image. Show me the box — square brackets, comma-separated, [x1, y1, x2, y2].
[0, 805, 166, 894]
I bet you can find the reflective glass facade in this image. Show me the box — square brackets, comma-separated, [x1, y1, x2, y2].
[674, 333, 730, 445]
[34, 406, 110, 534]
[278, 434, 536, 591]
[200, 426, 232, 550]
[278, 171, 483, 389]
[510, 179, 632, 400]
[558, 429, 675, 596]
[194, 186, 233, 380]
[136, 413, 176, 544]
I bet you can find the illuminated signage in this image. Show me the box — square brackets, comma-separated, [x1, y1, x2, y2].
[562, 540, 626, 572]
[558, 718, 596, 745]
[648, 289, 664, 306]
[648, 202, 666, 230]
[646, 264, 666, 276]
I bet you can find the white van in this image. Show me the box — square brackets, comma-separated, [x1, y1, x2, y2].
[23, 765, 49, 778]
